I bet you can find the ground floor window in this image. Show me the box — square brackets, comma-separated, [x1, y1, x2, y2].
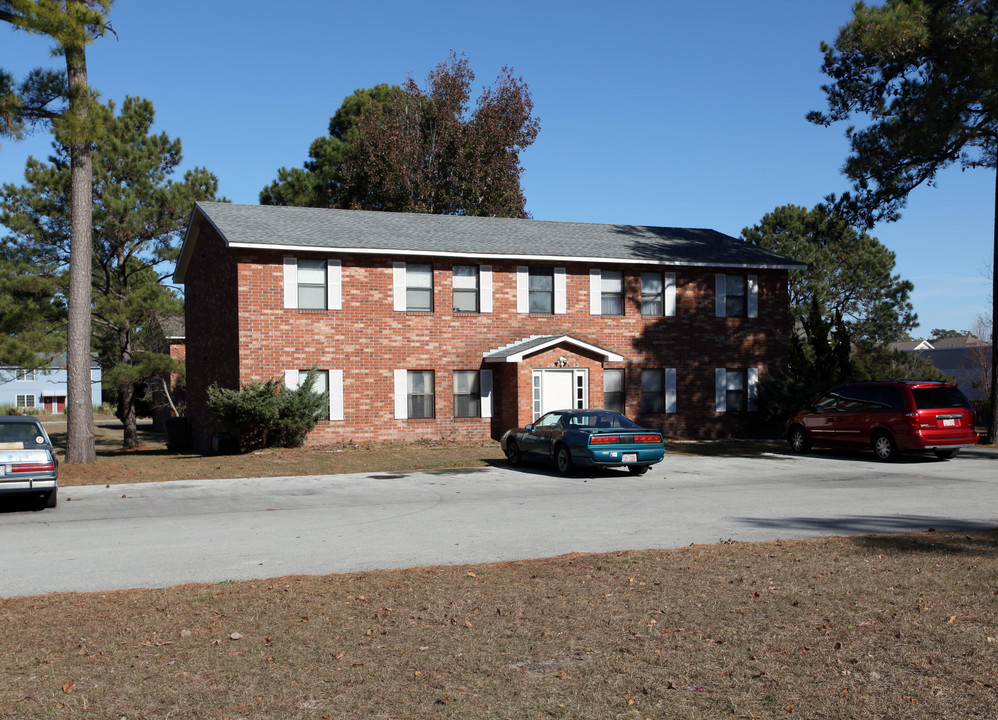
[299, 369, 329, 420]
[715, 368, 758, 412]
[453, 370, 481, 418]
[603, 369, 625, 413]
[15, 394, 35, 409]
[408, 370, 435, 419]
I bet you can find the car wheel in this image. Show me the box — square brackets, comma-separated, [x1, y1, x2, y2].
[505, 440, 522, 467]
[788, 425, 811, 454]
[872, 432, 898, 462]
[628, 464, 650, 475]
[934, 449, 959, 460]
[555, 445, 573, 475]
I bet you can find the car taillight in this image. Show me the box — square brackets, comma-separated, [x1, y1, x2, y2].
[590, 435, 620, 444]
[634, 435, 662, 443]
[11, 462, 54, 473]
[905, 412, 919, 428]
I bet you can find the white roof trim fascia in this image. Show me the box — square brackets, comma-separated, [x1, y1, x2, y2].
[484, 335, 624, 363]
[225, 241, 802, 270]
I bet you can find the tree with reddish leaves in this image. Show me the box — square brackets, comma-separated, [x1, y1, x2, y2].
[338, 52, 540, 218]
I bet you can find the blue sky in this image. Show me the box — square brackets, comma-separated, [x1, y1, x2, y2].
[2, 0, 993, 338]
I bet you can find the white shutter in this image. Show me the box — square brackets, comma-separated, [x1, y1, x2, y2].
[393, 369, 408, 419]
[393, 262, 406, 311]
[747, 367, 759, 411]
[327, 259, 342, 310]
[747, 274, 758, 318]
[665, 368, 677, 414]
[480, 368, 493, 418]
[715, 274, 726, 317]
[589, 269, 602, 315]
[284, 369, 299, 389]
[329, 369, 344, 421]
[516, 266, 528, 313]
[283, 257, 298, 309]
[715, 368, 727, 412]
[479, 265, 493, 313]
[664, 272, 676, 317]
[554, 267, 567, 314]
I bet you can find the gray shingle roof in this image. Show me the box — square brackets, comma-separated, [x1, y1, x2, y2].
[175, 202, 805, 281]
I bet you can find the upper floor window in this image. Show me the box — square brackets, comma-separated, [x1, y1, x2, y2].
[297, 258, 327, 309]
[452, 265, 479, 313]
[640, 271, 677, 316]
[283, 256, 341, 310]
[600, 270, 623, 315]
[406, 263, 433, 312]
[715, 274, 758, 318]
[14, 369, 36, 382]
[529, 267, 554, 314]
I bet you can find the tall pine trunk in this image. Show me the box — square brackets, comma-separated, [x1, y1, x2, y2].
[988, 166, 998, 444]
[64, 17, 95, 464]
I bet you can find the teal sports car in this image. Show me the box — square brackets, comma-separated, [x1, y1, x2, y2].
[501, 409, 665, 475]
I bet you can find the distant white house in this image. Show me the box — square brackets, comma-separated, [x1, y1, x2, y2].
[0, 354, 102, 412]
[891, 335, 992, 405]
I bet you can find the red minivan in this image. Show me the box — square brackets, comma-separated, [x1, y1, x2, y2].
[786, 380, 979, 461]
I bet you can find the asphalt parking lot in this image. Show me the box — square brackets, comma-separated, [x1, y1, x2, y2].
[2, 446, 996, 597]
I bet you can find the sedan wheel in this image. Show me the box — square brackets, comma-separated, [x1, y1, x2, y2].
[873, 432, 898, 462]
[555, 446, 573, 475]
[505, 440, 522, 467]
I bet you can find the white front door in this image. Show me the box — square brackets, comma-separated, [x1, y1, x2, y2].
[532, 369, 588, 419]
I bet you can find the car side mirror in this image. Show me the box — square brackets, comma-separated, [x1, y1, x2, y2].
[525, 424, 534, 432]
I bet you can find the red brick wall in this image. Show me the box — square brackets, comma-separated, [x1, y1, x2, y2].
[183, 228, 790, 448]
[184, 224, 241, 451]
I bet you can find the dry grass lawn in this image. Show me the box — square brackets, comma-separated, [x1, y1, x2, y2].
[1, 532, 996, 719]
[7, 417, 992, 718]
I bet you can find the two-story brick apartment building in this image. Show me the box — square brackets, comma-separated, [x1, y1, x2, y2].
[174, 202, 804, 452]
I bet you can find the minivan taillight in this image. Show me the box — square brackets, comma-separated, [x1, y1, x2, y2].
[904, 411, 919, 428]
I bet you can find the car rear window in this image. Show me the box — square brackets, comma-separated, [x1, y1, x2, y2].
[0, 422, 45, 444]
[911, 387, 972, 410]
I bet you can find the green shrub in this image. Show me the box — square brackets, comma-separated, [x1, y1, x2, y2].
[206, 368, 327, 451]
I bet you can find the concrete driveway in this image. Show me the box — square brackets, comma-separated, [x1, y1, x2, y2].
[2, 446, 996, 597]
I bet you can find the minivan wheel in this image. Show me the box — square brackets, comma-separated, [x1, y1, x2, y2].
[934, 448, 959, 460]
[872, 432, 898, 462]
[788, 426, 811, 454]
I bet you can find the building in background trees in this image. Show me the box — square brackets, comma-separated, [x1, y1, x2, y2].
[1, 0, 114, 463]
[0, 96, 222, 448]
[808, 0, 998, 441]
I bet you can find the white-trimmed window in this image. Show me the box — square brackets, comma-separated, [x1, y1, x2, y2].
[15, 394, 35, 409]
[283, 257, 342, 310]
[715, 368, 759, 412]
[640, 271, 677, 316]
[589, 269, 624, 315]
[284, 368, 344, 421]
[715, 274, 758, 318]
[394, 370, 435, 419]
[14, 369, 36, 382]
[603, 369, 625, 414]
[393, 262, 434, 312]
[452, 265, 492, 313]
[517, 266, 566, 314]
[640, 368, 677, 414]
[453, 369, 493, 418]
